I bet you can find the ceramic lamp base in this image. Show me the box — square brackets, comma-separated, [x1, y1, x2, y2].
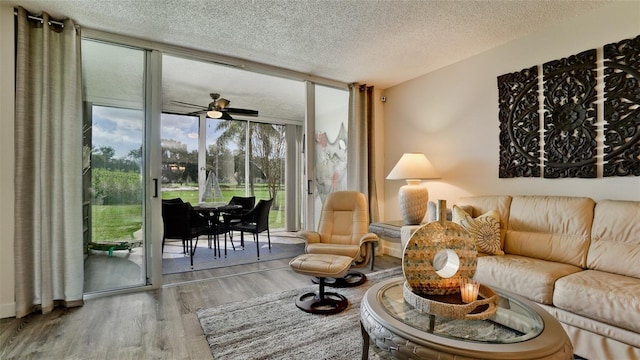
[398, 180, 428, 225]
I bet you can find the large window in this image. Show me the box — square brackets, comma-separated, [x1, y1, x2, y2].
[205, 117, 247, 202]
[161, 114, 287, 229]
[249, 122, 286, 229]
[160, 113, 200, 203]
[161, 115, 288, 230]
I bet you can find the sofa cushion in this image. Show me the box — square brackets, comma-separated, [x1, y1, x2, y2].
[539, 304, 640, 351]
[452, 205, 504, 255]
[455, 195, 512, 249]
[474, 254, 583, 305]
[587, 200, 640, 279]
[554, 270, 640, 334]
[505, 196, 594, 268]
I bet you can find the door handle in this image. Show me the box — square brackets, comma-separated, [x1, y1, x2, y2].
[307, 180, 312, 195]
[153, 178, 158, 198]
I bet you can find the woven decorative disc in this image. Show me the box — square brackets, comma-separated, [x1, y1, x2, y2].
[402, 220, 477, 295]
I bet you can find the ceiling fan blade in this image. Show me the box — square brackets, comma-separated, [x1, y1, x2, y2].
[171, 100, 206, 109]
[186, 109, 206, 116]
[225, 108, 259, 116]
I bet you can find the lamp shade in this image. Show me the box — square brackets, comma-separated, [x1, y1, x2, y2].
[387, 153, 440, 225]
[386, 153, 440, 180]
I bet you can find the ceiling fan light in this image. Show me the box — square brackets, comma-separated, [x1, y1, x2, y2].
[214, 98, 230, 109]
[207, 110, 223, 118]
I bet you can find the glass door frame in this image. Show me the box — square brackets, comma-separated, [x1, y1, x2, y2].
[147, 49, 163, 290]
[302, 82, 350, 231]
[303, 82, 315, 231]
[81, 40, 162, 299]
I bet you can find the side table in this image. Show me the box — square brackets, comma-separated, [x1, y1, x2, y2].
[400, 224, 423, 250]
[368, 220, 405, 243]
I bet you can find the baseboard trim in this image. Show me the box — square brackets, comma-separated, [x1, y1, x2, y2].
[381, 240, 402, 259]
[0, 301, 15, 319]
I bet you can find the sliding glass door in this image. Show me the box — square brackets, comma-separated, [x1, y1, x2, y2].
[79, 36, 346, 287]
[305, 84, 350, 229]
[82, 39, 149, 293]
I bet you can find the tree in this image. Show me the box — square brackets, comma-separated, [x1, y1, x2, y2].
[161, 139, 198, 184]
[251, 123, 285, 209]
[99, 146, 115, 160]
[214, 120, 286, 209]
[92, 145, 116, 169]
[214, 120, 251, 189]
[128, 146, 142, 162]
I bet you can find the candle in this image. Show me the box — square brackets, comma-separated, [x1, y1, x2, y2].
[460, 278, 480, 303]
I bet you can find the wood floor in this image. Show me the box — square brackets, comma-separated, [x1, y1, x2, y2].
[0, 255, 401, 360]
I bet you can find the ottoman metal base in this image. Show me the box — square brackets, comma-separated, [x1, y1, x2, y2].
[311, 270, 367, 288]
[295, 277, 348, 314]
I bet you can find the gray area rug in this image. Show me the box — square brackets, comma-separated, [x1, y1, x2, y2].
[196, 267, 403, 360]
[163, 239, 305, 274]
[197, 266, 588, 360]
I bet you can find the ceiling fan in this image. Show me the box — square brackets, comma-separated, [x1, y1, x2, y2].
[171, 93, 259, 120]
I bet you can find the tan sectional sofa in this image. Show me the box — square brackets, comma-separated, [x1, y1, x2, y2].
[455, 195, 640, 360]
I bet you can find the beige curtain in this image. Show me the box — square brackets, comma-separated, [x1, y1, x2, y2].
[347, 83, 379, 222]
[14, 7, 83, 318]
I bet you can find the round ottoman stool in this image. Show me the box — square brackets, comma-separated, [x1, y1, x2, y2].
[289, 254, 353, 314]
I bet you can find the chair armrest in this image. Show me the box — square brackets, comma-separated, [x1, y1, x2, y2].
[224, 208, 255, 224]
[297, 231, 320, 244]
[190, 209, 209, 228]
[358, 233, 379, 247]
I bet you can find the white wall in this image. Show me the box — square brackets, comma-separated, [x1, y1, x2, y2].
[0, 3, 16, 318]
[381, 1, 640, 222]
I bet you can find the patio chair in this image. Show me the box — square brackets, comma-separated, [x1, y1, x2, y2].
[228, 198, 274, 259]
[161, 200, 208, 267]
[223, 196, 255, 248]
[229, 196, 256, 213]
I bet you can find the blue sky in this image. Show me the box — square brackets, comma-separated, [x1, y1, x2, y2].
[92, 106, 229, 159]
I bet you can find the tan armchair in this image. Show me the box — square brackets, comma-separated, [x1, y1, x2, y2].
[298, 191, 379, 287]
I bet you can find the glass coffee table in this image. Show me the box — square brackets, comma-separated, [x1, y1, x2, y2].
[360, 277, 573, 359]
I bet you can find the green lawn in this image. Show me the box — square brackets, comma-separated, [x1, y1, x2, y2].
[92, 185, 286, 242]
[91, 204, 143, 241]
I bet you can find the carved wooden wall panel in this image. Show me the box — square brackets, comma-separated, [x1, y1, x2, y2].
[497, 34, 639, 178]
[542, 49, 598, 178]
[498, 66, 540, 178]
[603, 35, 640, 176]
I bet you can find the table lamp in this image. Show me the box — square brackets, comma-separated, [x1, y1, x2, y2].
[386, 153, 440, 225]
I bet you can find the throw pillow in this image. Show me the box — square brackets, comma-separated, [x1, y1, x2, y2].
[452, 205, 504, 255]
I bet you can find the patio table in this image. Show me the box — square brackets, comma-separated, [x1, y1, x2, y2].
[193, 203, 242, 257]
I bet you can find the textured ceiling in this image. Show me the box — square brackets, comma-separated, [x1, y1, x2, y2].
[5, 0, 610, 121]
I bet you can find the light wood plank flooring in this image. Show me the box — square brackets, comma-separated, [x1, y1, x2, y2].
[0, 255, 401, 359]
